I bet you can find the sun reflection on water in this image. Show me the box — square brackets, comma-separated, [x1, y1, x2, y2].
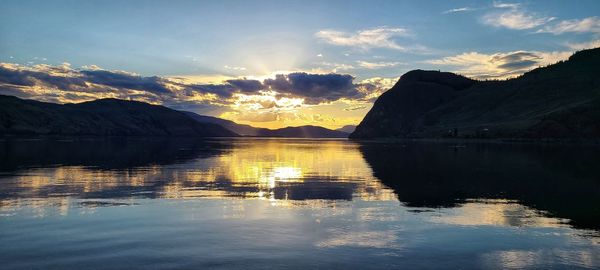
[0, 139, 396, 213]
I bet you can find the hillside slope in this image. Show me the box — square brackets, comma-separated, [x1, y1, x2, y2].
[0, 95, 238, 137]
[351, 47, 600, 139]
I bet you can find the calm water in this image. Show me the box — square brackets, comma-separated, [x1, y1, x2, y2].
[0, 138, 599, 269]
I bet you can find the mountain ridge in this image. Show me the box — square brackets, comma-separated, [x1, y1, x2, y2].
[184, 111, 348, 138]
[0, 95, 238, 137]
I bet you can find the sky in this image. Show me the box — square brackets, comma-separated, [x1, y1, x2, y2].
[1, 0, 599, 129]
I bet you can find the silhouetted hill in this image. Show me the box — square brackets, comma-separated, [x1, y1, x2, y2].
[183, 111, 267, 136]
[351, 47, 600, 139]
[0, 95, 238, 137]
[184, 111, 349, 138]
[255, 125, 348, 138]
[336, 125, 356, 133]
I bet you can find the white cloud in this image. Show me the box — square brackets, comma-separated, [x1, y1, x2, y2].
[356, 77, 398, 101]
[483, 9, 554, 30]
[316, 53, 323, 57]
[442, 7, 475, 14]
[492, 1, 521, 9]
[315, 27, 410, 51]
[343, 105, 367, 111]
[566, 39, 600, 50]
[356, 61, 401, 69]
[538, 16, 600, 35]
[482, 2, 554, 30]
[224, 65, 247, 71]
[81, 64, 102, 70]
[316, 62, 355, 73]
[426, 50, 572, 79]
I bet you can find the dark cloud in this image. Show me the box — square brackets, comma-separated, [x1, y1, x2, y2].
[263, 74, 291, 91]
[0, 65, 87, 91]
[264, 72, 361, 104]
[0, 63, 388, 108]
[492, 52, 540, 62]
[80, 70, 172, 94]
[225, 79, 264, 93]
[182, 79, 264, 98]
[188, 73, 370, 104]
[497, 60, 539, 70]
[185, 83, 238, 98]
[491, 52, 542, 70]
[0, 66, 37, 86]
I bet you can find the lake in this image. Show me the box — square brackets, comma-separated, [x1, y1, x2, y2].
[0, 138, 599, 269]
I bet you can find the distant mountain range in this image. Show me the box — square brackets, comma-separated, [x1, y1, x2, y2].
[351, 47, 600, 139]
[183, 111, 348, 138]
[182, 112, 262, 136]
[336, 125, 356, 133]
[0, 95, 349, 138]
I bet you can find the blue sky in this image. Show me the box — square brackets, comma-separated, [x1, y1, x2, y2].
[1, 0, 599, 128]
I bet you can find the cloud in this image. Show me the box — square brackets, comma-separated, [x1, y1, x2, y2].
[492, 1, 521, 9]
[356, 61, 401, 69]
[0, 63, 88, 91]
[0, 63, 256, 107]
[316, 62, 356, 73]
[264, 72, 361, 104]
[426, 50, 572, 79]
[315, 27, 410, 51]
[233, 111, 280, 122]
[343, 105, 367, 111]
[442, 7, 475, 14]
[482, 9, 554, 30]
[538, 16, 600, 35]
[0, 62, 393, 114]
[224, 65, 247, 71]
[566, 39, 600, 50]
[482, 2, 554, 30]
[80, 70, 172, 94]
[483, 3, 599, 35]
[184, 83, 238, 98]
[225, 79, 264, 93]
[355, 77, 398, 101]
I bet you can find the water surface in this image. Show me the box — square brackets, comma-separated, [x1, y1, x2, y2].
[0, 138, 599, 269]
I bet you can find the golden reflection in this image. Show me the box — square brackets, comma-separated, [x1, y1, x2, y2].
[154, 139, 394, 202]
[0, 140, 395, 214]
[429, 200, 569, 228]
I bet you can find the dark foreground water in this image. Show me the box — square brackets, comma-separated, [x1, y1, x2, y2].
[0, 138, 599, 269]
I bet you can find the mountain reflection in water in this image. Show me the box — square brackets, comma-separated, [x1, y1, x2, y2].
[0, 138, 599, 269]
[0, 138, 599, 230]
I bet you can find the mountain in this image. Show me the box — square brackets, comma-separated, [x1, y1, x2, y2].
[0, 95, 238, 137]
[254, 125, 348, 138]
[184, 111, 349, 138]
[182, 111, 264, 136]
[351, 47, 600, 139]
[336, 125, 356, 134]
